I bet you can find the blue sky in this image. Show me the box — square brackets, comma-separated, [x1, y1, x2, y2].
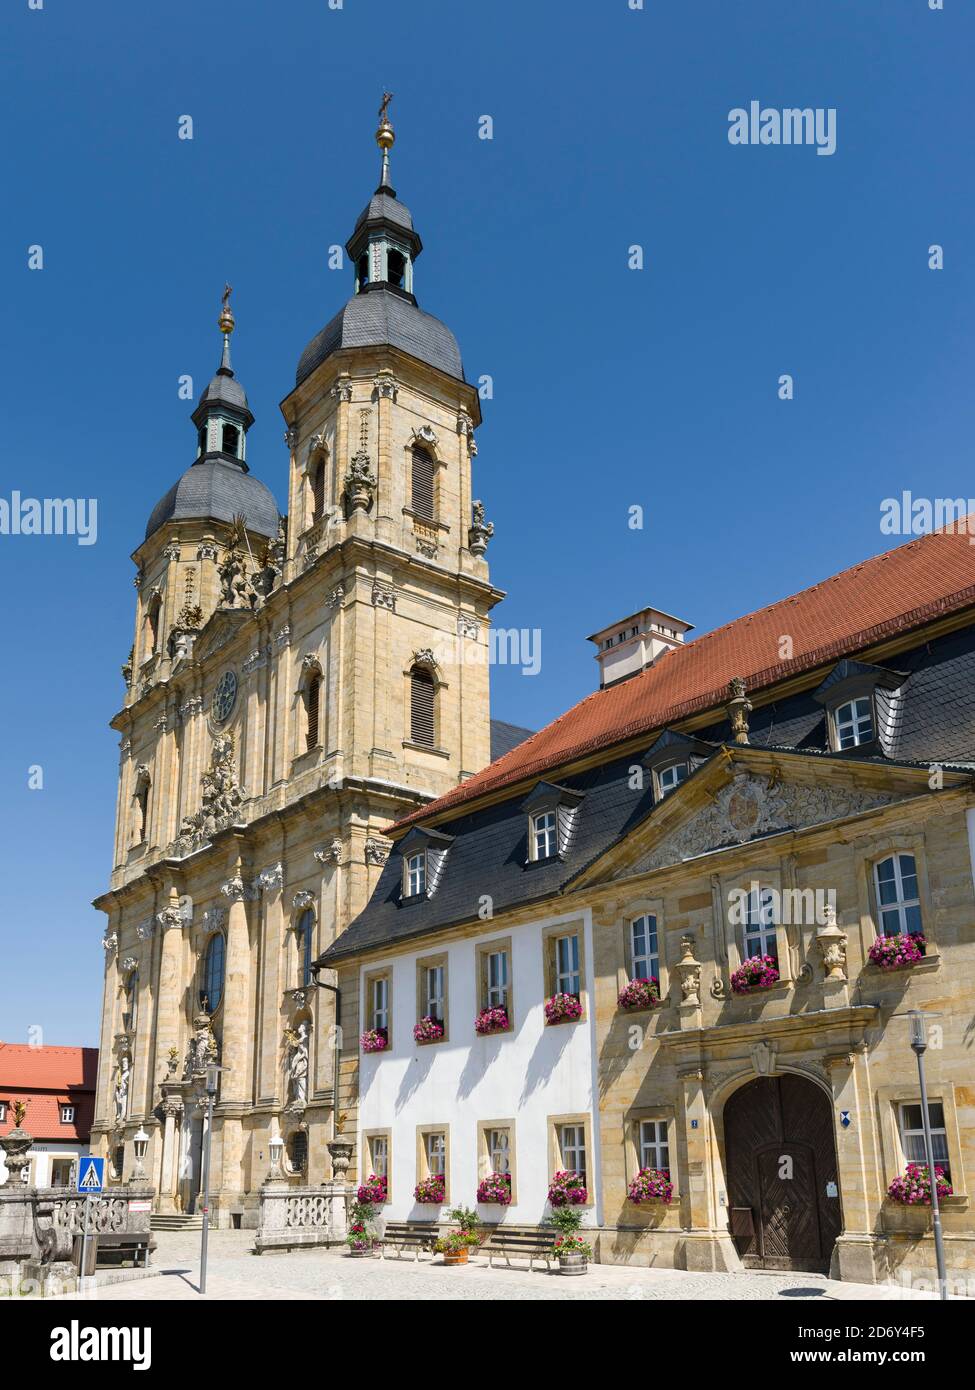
[1, 0, 971, 1045]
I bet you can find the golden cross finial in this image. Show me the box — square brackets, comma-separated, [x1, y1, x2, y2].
[218, 283, 235, 338]
[379, 91, 393, 123]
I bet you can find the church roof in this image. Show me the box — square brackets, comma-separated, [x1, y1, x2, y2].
[295, 287, 464, 387]
[145, 458, 279, 542]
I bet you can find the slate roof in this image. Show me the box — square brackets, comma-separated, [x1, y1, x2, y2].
[145, 458, 280, 542]
[353, 191, 416, 239]
[390, 522, 975, 832]
[490, 719, 535, 762]
[295, 288, 464, 387]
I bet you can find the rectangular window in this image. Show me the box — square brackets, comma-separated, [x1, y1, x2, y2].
[371, 975, 389, 1032]
[425, 1131, 447, 1177]
[406, 852, 427, 898]
[532, 810, 557, 860]
[60, 1105, 75, 1124]
[559, 1123, 587, 1185]
[425, 965, 444, 1021]
[657, 762, 689, 796]
[639, 1118, 670, 1174]
[898, 1102, 950, 1180]
[488, 1127, 511, 1174]
[486, 949, 509, 1009]
[0, 1102, 7, 1123]
[875, 854, 923, 936]
[743, 886, 778, 962]
[554, 933, 581, 996]
[630, 914, 659, 981]
[835, 696, 874, 749]
[367, 1133, 389, 1183]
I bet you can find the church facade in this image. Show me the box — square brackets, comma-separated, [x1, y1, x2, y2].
[90, 110, 512, 1226]
[320, 524, 975, 1285]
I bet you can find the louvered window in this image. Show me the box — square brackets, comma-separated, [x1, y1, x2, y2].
[312, 460, 326, 524]
[410, 666, 435, 746]
[306, 674, 321, 750]
[411, 446, 435, 522]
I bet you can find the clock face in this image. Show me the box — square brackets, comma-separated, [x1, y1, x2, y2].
[211, 669, 238, 725]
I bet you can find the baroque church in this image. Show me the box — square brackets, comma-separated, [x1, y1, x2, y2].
[91, 106, 520, 1224]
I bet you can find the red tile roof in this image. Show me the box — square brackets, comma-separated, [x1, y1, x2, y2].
[392, 522, 975, 832]
[0, 1045, 98, 1143]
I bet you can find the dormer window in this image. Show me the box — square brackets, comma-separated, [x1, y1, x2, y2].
[521, 782, 584, 863]
[531, 810, 558, 861]
[406, 851, 427, 898]
[657, 761, 689, 797]
[641, 731, 712, 803]
[835, 697, 874, 749]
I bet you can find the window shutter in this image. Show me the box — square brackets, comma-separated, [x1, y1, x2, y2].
[306, 675, 321, 750]
[411, 447, 435, 522]
[312, 461, 326, 522]
[410, 666, 435, 746]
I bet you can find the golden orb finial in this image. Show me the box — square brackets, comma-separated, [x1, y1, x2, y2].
[218, 282, 235, 335]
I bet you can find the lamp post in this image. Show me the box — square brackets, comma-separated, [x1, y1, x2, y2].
[131, 1127, 149, 1184]
[907, 1010, 947, 1300]
[267, 1130, 285, 1183]
[199, 1063, 222, 1296]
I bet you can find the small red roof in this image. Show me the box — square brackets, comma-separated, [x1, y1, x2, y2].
[0, 1045, 98, 1143]
[392, 521, 975, 832]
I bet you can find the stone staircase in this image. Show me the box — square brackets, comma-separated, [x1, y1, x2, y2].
[150, 1212, 205, 1232]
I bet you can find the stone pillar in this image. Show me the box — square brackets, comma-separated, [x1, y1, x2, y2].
[217, 865, 254, 1205]
[157, 1089, 184, 1215]
[825, 1048, 881, 1283]
[677, 1068, 740, 1273]
[153, 896, 185, 1092]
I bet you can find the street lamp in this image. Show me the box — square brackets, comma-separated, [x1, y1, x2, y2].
[907, 1010, 947, 1300]
[131, 1127, 149, 1184]
[199, 1062, 223, 1296]
[267, 1131, 285, 1182]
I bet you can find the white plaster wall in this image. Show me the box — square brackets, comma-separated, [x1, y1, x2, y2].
[357, 909, 600, 1226]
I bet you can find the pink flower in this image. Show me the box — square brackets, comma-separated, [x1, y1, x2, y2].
[360, 1027, 388, 1053]
[869, 933, 925, 971]
[548, 1170, 588, 1206]
[474, 1005, 510, 1035]
[476, 1172, 512, 1205]
[617, 978, 660, 1011]
[730, 955, 780, 995]
[627, 1168, 673, 1205]
[544, 993, 583, 1025]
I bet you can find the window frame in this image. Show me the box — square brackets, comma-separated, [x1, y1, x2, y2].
[623, 1106, 679, 1205]
[873, 853, 923, 939]
[60, 1104, 75, 1125]
[547, 1112, 594, 1206]
[897, 1101, 950, 1181]
[415, 951, 449, 1041]
[363, 968, 392, 1044]
[404, 850, 427, 899]
[476, 936, 514, 1029]
[201, 931, 226, 1014]
[530, 809, 558, 861]
[295, 908, 316, 988]
[416, 1123, 451, 1203]
[833, 695, 875, 750]
[628, 913, 660, 983]
[362, 1128, 392, 1201]
[742, 883, 779, 964]
[655, 760, 690, 799]
[541, 921, 588, 1020]
[875, 1081, 964, 1200]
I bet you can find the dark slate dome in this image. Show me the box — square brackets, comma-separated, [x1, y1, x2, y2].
[296, 287, 464, 388]
[194, 366, 251, 420]
[145, 459, 279, 542]
[353, 191, 416, 240]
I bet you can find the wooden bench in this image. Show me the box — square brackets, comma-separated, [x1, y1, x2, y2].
[95, 1233, 155, 1269]
[479, 1225, 558, 1272]
[379, 1222, 439, 1262]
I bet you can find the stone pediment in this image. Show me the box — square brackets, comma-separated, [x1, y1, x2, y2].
[192, 608, 253, 665]
[628, 771, 898, 876]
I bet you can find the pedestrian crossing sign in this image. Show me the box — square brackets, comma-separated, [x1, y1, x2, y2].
[77, 1157, 105, 1193]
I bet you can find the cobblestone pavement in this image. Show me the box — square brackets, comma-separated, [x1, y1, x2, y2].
[54, 1230, 955, 1302]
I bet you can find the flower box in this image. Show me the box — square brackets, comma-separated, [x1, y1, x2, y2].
[357, 1174, 388, 1204]
[476, 1172, 512, 1205]
[360, 1027, 388, 1054]
[414, 1174, 446, 1205]
[544, 992, 583, 1025]
[869, 933, 926, 971]
[730, 955, 780, 995]
[627, 1167, 674, 1205]
[617, 978, 660, 1012]
[887, 1162, 952, 1205]
[548, 1170, 588, 1206]
[474, 1005, 510, 1036]
[413, 1015, 445, 1044]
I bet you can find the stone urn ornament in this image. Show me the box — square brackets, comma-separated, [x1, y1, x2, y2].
[0, 1100, 33, 1185]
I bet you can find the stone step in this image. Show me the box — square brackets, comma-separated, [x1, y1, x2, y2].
[150, 1213, 205, 1231]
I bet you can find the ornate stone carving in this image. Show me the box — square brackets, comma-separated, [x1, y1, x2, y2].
[457, 614, 479, 640]
[327, 584, 345, 609]
[156, 906, 182, 932]
[136, 919, 155, 940]
[676, 935, 702, 1006]
[202, 904, 227, 933]
[314, 841, 342, 866]
[121, 648, 134, 688]
[468, 500, 494, 557]
[372, 582, 395, 611]
[750, 1040, 777, 1076]
[243, 646, 271, 676]
[170, 733, 247, 856]
[285, 1021, 310, 1105]
[413, 424, 438, 446]
[183, 1011, 219, 1078]
[216, 517, 251, 608]
[365, 838, 390, 866]
[344, 452, 376, 512]
[120, 956, 138, 974]
[163, 536, 181, 563]
[101, 932, 118, 956]
[816, 921, 849, 981]
[412, 648, 436, 668]
[330, 377, 353, 403]
[301, 652, 320, 672]
[456, 411, 476, 454]
[179, 696, 203, 720]
[373, 371, 397, 400]
[221, 875, 256, 902]
[415, 536, 438, 559]
[275, 624, 292, 649]
[254, 863, 284, 894]
[726, 676, 752, 745]
[292, 890, 315, 910]
[114, 1052, 131, 1122]
[284, 425, 299, 450]
[632, 772, 898, 874]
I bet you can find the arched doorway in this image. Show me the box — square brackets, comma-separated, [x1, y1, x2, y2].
[724, 1074, 841, 1274]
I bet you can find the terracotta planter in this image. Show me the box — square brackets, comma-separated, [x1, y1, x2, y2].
[442, 1247, 470, 1267]
[558, 1252, 588, 1276]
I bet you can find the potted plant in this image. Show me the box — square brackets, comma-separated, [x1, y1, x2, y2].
[887, 1162, 952, 1205]
[730, 955, 780, 994]
[627, 1167, 673, 1205]
[356, 1173, 388, 1205]
[474, 1005, 509, 1036]
[544, 992, 583, 1025]
[360, 1027, 388, 1053]
[414, 1173, 447, 1205]
[476, 1171, 512, 1205]
[547, 1170, 588, 1206]
[435, 1205, 482, 1266]
[617, 978, 660, 1011]
[869, 933, 926, 970]
[547, 1204, 591, 1275]
[413, 1015, 445, 1044]
[346, 1198, 380, 1257]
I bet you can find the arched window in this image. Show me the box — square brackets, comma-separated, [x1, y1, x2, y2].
[305, 672, 322, 751]
[311, 459, 326, 525]
[288, 1130, 308, 1175]
[411, 446, 435, 522]
[296, 908, 315, 987]
[387, 248, 406, 289]
[146, 594, 162, 657]
[123, 971, 139, 1034]
[197, 426, 207, 457]
[202, 933, 225, 1013]
[410, 665, 436, 747]
[133, 769, 151, 844]
[221, 422, 239, 456]
[356, 252, 369, 291]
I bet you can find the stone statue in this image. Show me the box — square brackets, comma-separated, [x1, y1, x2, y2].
[172, 734, 246, 854]
[286, 1022, 310, 1105]
[114, 1054, 131, 1121]
[183, 1011, 219, 1078]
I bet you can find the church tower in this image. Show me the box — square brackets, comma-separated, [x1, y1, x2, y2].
[91, 103, 503, 1225]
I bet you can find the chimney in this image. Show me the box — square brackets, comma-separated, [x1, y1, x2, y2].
[586, 606, 693, 689]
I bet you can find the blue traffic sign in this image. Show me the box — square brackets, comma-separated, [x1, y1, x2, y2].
[77, 1156, 105, 1193]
